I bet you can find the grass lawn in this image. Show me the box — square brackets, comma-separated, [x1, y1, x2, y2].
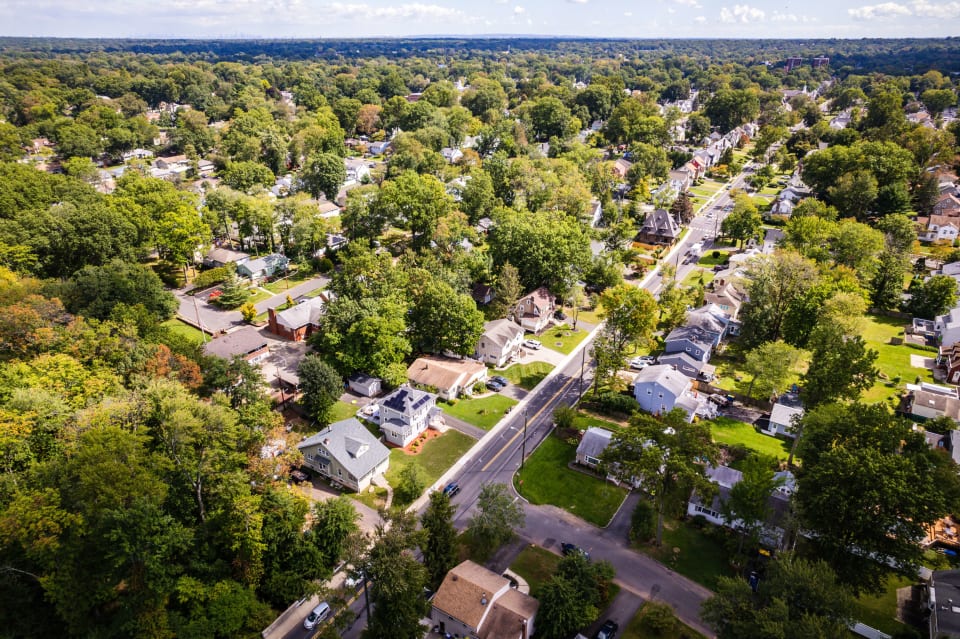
[302, 286, 327, 298]
[622, 602, 706, 639]
[709, 417, 792, 463]
[682, 268, 715, 288]
[441, 394, 518, 430]
[161, 319, 207, 344]
[638, 519, 732, 590]
[852, 573, 913, 636]
[247, 288, 273, 304]
[329, 400, 360, 423]
[515, 435, 628, 527]
[572, 411, 624, 432]
[385, 429, 474, 490]
[861, 314, 937, 404]
[348, 485, 389, 511]
[542, 324, 590, 355]
[502, 361, 554, 390]
[510, 545, 561, 597]
[262, 269, 316, 294]
[697, 250, 731, 267]
[576, 308, 603, 325]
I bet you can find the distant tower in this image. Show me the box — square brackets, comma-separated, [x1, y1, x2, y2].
[812, 56, 830, 69]
[784, 57, 804, 72]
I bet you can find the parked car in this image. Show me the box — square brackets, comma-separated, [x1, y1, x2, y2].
[442, 481, 461, 498]
[303, 602, 330, 630]
[554, 309, 567, 321]
[491, 375, 509, 387]
[712, 264, 726, 272]
[290, 469, 309, 483]
[560, 542, 589, 559]
[628, 356, 654, 370]
[595, 619, 619, 639]
[524, 339, 542, 350]
[486, 380, 504, 392]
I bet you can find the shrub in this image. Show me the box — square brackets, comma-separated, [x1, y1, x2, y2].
[317, 257, 334, 273]
[594, 391, 637, 416]
[553, 405, 577, 429]
[193, 264, 235, 289]
[630, 500, 656, 543]
[239, 302, 257, 323]
[641, 602, 678, 635]
[712, 250, 720, 258]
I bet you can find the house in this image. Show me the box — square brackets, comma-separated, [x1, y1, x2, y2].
[587, 200, 603, 227]
[406, 356, 488, 401]
[344, 158, 372, 184]
[347, 373, 382, 398]
[431, 560, 539, 639]
[769, 198, 795, 217]
[267, 297, 324, 342]
[202, 326, 269, 364]
[513, 287, 556, 334]
[657, 351, 716, 382]
[918, 215, 960, 243]
[764, 392, 804, 438]
[237, 253, 289, 280]
[475, 217, 494, 234]
[684, 304, 731, 343]
[927, 570, 960, 639]
[476, 319, 525, 368]
[899, 382, 960, 422]
[203, 246, 250, 269]
[154, 154, 188, 170]
[368, 140, 390, 155]
[687, 465, 743, 525]
[762, 228, 784, 254]
[935, 307, 960, 346]
[633, 364, 703, 421]
[923, 428, 960, 465]
[612, 158, 633, 179]
[705, 281, 745, 319]
[378, 386, 439, 447]
[664, 325, 715, 362]
[297, 418, 391, 492]
[576, 427, 613, 468]
[935, 193, 960, 217]
[440, 147, 463, 163]
[316, 199, 341, 218]
[472, 283, 495, 306]
[637, 208, 681, 245]
[939, 342, 960, 384]
[326, 233, 349, 252]
[668, 168, 693, 192]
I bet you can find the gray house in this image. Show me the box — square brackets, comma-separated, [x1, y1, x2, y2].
[664, 325, 715, 362]
[764, 392, 804, 438]
[633, 364, 698, 420]
[657, 351, 716, 381]
[237, 253, 289, 280]
[575, 427, 614, 468]
[378, 386, 438, 447]
[637, 208, 681, 245]
[348, 373, 383, 398]
[297, 418, 391, 492]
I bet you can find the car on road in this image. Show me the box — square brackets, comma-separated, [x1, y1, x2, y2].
[561, 542, 589, 559]
[442, 481, 461, 498]
[486, 379, 504, 392]
[303, 602, 330, 630]
[595, 619, 618, 639]
[524, 339, 542, 350]
[491, 375, 509, 387]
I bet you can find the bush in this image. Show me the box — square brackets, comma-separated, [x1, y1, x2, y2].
[594, 391, 637, 416]
[193, 264, 236, 289]
[641, 602, 678, 635]
[316, 257, 334, 273]
[239, 302, 257, 323]
[630, 500, 656, 543]
[712, 250, 720, 258]
[553, 405, 577, 429]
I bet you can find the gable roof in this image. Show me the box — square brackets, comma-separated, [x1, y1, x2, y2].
[634, 364, 691, 397]
[407, 356, 486, 392]
[665, 324, 715, 349]
[381, 386, 435, 415]
[482, 319, 524, 349]
[273, 297, 325, 330]
[202, 326, 267, 359]
[479, 589, 539, 639]
[517, 287, 554, 313]
[239, 253, 287, 275]
[640, 209, 680, 239]
[658, 350, 709, 373]
[706, 464, 743, 489]
[770, 401, 804, 426]
[576, 427, 613, 460]
[205, 246, 249, 264]
[433, 560, 509, 630]
[297, 418, 390, 479]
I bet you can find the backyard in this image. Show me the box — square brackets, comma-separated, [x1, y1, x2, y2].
[637, 519, 733, 590]
[709, 417, 792, 464]
[622, 602, 706, 639]
[262, 268, 317, 294]
[852, 572, 914, 636]
[509, 544, 561, 597]
[514, 434, 628, 527]
[328, 400, 360, 424]
[440, 394, 518, 430]
[542, 323, 591, 355]
[384, 429, 474, 491]
[861, 313, 937, 404]
[502, 361, 554, 390]
[161, 318, 207, 345]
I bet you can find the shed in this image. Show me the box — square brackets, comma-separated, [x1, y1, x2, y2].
[348, 373, 383, 398]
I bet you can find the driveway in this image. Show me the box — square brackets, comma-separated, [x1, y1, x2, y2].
[520, 343, 568, 367]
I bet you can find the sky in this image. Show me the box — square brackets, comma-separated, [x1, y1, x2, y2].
[1, 0, 959, 39]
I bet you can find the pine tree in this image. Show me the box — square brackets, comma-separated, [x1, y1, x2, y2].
[421, 491, 457, 589]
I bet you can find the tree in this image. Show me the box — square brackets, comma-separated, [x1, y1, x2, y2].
[800, 321, 877, 409]
[373, 171, 452, 249]
[921, 88, 957, 116]
[909, 274, 959, 320]
[537, 574, 593, 639]
[669, 191, 694, 225]
[601, 410, 717, 546]
[467, 482, 525, 558]
[420, 491, 457, 590]
[155, 205, 212, 279]
[704, 89, 761, 133]
[408, 279, 485, 357]
[61, 260, 178, 321]
[529, 96, 574, 141]
[222, 161, 275, 192]
[216, 274, 250, 309]
[828, 170, 878, 220]
[702, 554, 854, 639]
[488, 262, 522, 320]
[301, 152, 347, 201]
[605, 97, 668, 146]
[742, 341, 804, 400]
[870, 250, 907, 311]
[722, 456, 784, 554]
[297, 355, 344, 425]
[597, 284, 658, 356]
[363, 511, 429, 639]
[795, 403, 960, 592]
[720, 196, 761, 248]
[311, 496, 360, 568]
[458, 169, 497, 224]
[876, 213, 917, 254]
[240, 302, 258, 323]
[740, 251, 819, 348]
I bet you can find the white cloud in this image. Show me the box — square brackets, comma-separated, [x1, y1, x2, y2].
[693, 14, 707, 23]
[514, 5, 525, 14]
[719, 4, 765, 23]
[624, 11, 633, 16]
[673, 0, 703, 8]
[326, 2, 468, 21]
[567, 0, 589, 3]
[771, 11, 799, 21]
[911, 0, 960, 17]
[848, 2, 912, 19]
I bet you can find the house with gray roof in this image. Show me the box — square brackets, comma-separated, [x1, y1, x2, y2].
[633, 364, 699, 420]
[764, 392, 804, 438]
[638, 208, 681, 245]
[267, 297, 324, 342]
[576, 427, 614, 468]
[657, 351, 716, 382]
[476, 319, 525, 367]
[664, 325, 715, 362]
[237, 253, 289, 280]
[298, 418, 391, 492]
[202, 326, 269, 364]
[378, 386, 440, 447]
[203, 246, 250, 269]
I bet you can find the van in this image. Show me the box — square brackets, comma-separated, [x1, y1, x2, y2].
[303, 601, 330, 630]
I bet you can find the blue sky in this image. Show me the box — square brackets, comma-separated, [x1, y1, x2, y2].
[2, 0, 958, 38]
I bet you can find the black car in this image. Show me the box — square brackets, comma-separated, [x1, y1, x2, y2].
[554, 309, 567, 321]
[486, 380, 504, 392]
[491, 375, 509, 387]
[560, 542, 589, 559]
[290, 469, 310, 483]
[595, 619, 618, 639]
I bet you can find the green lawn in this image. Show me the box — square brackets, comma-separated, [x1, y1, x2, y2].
[509, 545, 562, 598]
[329, 400, 360, 424]
[697, 250, 731, 267]
[262, 270, 316, 294]
[638, 519, 732, 590]
[441, 394, 518, 430]
[348, 485, 389, 511]
[709, 417, 792, 463]
[160, 319, 207, 345]
[542, 324, 590, 355]
[576, 308, 603, 325]
[247, 288, 273, 304]
[572, 411, 624, 432]
[514, 435, 628, 527]
[622, 602, 707, 639]
[861, 314, 937, 403]
[682, 268, 715, 288]
[385, 429, 474, 491]
[852, 573, 913, 636]
[501, 361, 555, 390]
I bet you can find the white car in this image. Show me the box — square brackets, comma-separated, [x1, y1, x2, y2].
[303, 602, 330, 630]
[628, 356, 655, 370]
[524, 339, 542, 350]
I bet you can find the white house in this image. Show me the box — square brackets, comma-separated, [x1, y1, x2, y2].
[764, 392, 804, 438]
[633, 365, 707, 422]
[935, 306, 960, 347]
[476, 319, 525, 368]
[406, 356, 488, 401]
[918, 215, 960, 243]
[431, 561, 539, 639]
[575, 427, 614, 468]
[378, 386, 440, 447]
[513, 287, 556, 334]
[297, 418, 391, 492]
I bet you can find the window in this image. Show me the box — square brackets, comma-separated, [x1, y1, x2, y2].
[585, 455, 600, 466]
[647, 389, 652, 395]
[658, 393, 663, 398]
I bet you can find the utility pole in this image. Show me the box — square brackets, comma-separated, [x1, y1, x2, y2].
[578, 345, 586, 399]
[192, 296, 208, 343]
[520, 408, 528, 470]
